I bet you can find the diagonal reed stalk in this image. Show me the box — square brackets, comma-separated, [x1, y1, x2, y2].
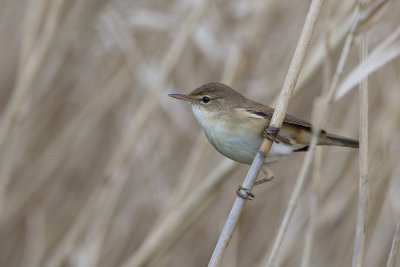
[209, 0, 324, 265]
[261, 1, 370, 266]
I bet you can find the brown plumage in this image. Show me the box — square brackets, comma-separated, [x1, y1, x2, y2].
[169, 82, 358, 165]
[189, 82, 358, 148]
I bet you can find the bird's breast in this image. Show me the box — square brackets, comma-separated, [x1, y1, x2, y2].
[190, 104, 294, 164]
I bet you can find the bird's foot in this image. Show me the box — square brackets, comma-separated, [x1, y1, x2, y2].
[262, 127, 280, 144]
[236, 185, 255, 200]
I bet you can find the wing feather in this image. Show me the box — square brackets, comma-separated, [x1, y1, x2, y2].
[244, 101, 315, 130]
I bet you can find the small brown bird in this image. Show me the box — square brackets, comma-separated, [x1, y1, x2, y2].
[169, 82, 358, 167]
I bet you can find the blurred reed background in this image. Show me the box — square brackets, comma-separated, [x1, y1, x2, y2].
[0, 0, 399, 266]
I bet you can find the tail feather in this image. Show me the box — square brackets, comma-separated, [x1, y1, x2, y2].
[321, 133, 359, 148]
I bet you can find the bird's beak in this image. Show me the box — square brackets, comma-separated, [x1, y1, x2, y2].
[168, 93, 191, 102]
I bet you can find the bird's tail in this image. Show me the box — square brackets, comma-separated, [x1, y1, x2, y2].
[320, 133, 359, 148]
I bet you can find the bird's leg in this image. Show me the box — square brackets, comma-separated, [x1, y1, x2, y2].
[254, 167, 274, 186]
[263, 126, 280, 144]
[236, 186, 255, 200]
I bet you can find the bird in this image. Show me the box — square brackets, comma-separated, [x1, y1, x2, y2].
[168, 82, 358, 196]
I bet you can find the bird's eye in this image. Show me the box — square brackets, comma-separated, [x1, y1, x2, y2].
[202, 96, 210, 103]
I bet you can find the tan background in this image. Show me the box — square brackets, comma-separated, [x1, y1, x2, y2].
[0, 0, 399, 266]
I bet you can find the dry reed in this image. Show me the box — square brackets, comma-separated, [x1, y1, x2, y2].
[0, 0, 399, 267]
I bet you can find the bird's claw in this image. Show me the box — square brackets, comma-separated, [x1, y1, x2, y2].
[262, 128, 280, 144]
[236, 185, 255, 200]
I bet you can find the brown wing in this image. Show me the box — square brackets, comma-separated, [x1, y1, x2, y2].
[244, 100, 315, 130]
[244, 100, 327, 147]
[243, 99, 357, 149]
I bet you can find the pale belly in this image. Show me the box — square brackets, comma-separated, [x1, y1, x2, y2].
[190, 104, 295, 165]
[203, 126, 294, 165]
